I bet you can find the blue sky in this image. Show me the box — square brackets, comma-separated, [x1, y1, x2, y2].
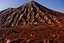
[0, 0, 64, 12]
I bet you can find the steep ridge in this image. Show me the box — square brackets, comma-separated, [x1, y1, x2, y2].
[0, 1, 64, 28]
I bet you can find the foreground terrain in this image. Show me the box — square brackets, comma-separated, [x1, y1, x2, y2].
[0, 26, 64, 43]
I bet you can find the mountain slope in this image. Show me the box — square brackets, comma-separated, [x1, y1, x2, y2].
[0, 1, 64, 28]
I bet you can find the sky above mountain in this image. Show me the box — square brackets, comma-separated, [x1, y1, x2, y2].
[0, 0, 64, 12]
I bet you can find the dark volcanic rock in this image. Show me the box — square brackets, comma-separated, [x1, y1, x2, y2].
[0, 1, 64, 28]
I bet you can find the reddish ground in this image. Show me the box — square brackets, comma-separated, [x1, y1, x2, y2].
[0, 26, 64, 43]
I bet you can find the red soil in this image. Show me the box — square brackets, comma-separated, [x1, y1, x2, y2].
[0, 26, 64, 43]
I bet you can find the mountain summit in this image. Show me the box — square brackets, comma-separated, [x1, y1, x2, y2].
[0, 1, 64, 28]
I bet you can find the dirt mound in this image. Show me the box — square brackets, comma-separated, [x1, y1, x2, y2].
[0, 1, 64, 28]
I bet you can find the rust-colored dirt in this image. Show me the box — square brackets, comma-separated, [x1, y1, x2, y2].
[0, 26, 64, 43]
[0, 1, 64, 43]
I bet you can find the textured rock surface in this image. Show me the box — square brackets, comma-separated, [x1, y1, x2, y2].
[0, 1, 64, 43]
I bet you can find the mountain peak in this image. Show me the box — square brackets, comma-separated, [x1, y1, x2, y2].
[29, 0, 34, 2]
[0, 1, 64, 28]
[0, 1, 64, 43]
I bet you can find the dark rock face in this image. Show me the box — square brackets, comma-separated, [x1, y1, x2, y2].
[0, 1, 64, 28]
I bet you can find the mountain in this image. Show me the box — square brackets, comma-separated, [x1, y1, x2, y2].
[0, 1, 64, 43]
[0, 1, 64, 28]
